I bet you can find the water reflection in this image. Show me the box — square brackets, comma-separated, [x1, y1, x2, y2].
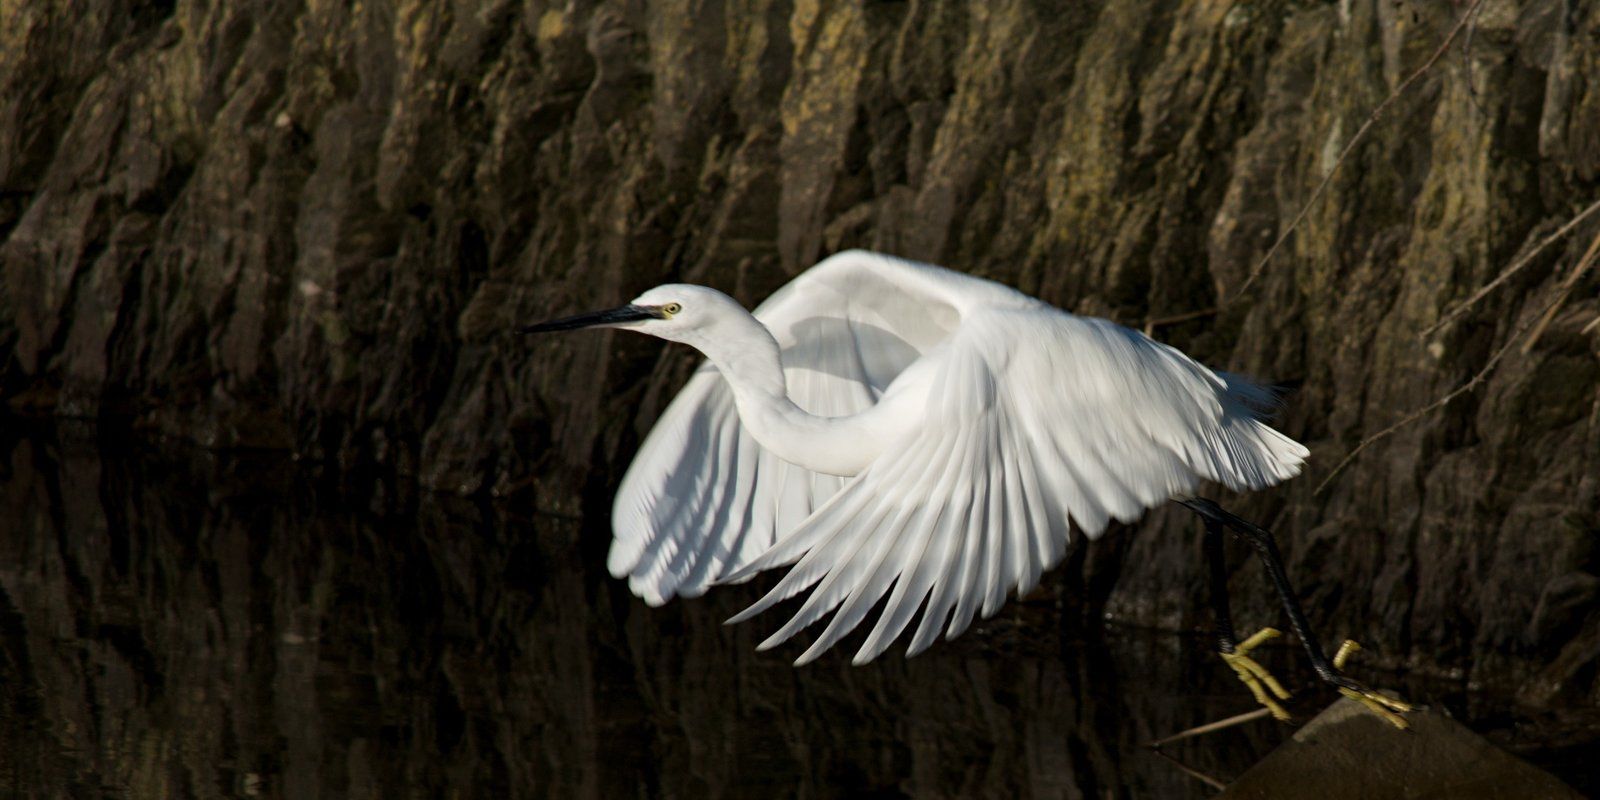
[5, 424, 1562, 798]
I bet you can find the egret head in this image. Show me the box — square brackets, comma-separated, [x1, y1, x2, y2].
[521, 284, 746, 345]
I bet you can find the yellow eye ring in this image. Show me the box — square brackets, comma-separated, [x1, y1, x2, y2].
[662, 302, 683, 317]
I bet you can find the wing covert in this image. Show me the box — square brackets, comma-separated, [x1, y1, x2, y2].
[607, 251, 975, 605]
[721, 308, 1308, 664]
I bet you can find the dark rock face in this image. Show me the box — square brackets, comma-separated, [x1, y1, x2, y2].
[2, 0, 1598, 699]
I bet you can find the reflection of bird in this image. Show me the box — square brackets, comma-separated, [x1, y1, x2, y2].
[526, 249, 1411, 727]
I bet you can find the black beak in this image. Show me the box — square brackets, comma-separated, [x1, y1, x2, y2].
[521, 304, 662, 333]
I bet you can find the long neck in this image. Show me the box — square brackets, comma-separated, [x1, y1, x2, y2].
[685, 315, 899, 477]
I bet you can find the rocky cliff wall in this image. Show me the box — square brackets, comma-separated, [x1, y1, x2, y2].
[3, 0, 1598, 698]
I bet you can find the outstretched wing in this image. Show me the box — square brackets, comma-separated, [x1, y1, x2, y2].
[723, 308, 1308, 665]
[608, 251, 996, 605]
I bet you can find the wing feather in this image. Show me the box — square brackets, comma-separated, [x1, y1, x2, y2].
[728, 306, 1308, 664]
[754, 435, 954, 653]
[609, 250, 1307, 661]
[608, 253, 976, 605]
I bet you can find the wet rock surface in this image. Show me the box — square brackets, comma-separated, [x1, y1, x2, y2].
[1221, 698, 1583, 799]
[3, 0, 1599, 701]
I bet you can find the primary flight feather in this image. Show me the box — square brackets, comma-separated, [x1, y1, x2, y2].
[525, 250, 1308, 666]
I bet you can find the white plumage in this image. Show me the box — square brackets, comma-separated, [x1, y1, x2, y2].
[536, 250, 1308, 665]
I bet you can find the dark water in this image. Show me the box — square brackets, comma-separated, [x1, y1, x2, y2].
[0, 424, 1593, 798]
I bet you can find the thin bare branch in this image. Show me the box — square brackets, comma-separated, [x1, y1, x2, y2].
[1314, 280, 1580, 495]
[1148, 707, 1274, 749]
[1422, 196, 1600, 338]
[1521, 227, 1600, 353]
[1231, 0, 1488, 302]
[1143, 306, 1219, 336]
[1150, 748, 1229, 792]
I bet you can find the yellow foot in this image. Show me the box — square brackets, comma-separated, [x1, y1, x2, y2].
[1219, 627, 1293, 721]
[1330, 639, 1414, 730]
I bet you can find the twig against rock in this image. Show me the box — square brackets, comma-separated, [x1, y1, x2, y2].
[1150, 748, 1228, 792]
[1143, 306, 1219, 336]
[1146, 707, 1277, 791]
[1422, 196, 1600, 338]
[1521, 227, 1600, 353]
[1314, 279, 1582, 495]
[1148, 707, 1275, 749]
[1231, 0, 1488, 302]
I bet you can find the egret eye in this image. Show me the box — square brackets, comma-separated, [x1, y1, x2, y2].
[662, 302, 683, 317]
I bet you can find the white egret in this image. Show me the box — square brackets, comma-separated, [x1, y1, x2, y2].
[525, 249, 1411, 726]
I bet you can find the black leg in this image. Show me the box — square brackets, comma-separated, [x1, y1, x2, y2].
[1184, 500, 1292, 720]
[1182, 498, 1337, 675]
[1202, 516, 1238, 656]
[1183, 498, 1380, 690]
[1179, 497, 1415, 727]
